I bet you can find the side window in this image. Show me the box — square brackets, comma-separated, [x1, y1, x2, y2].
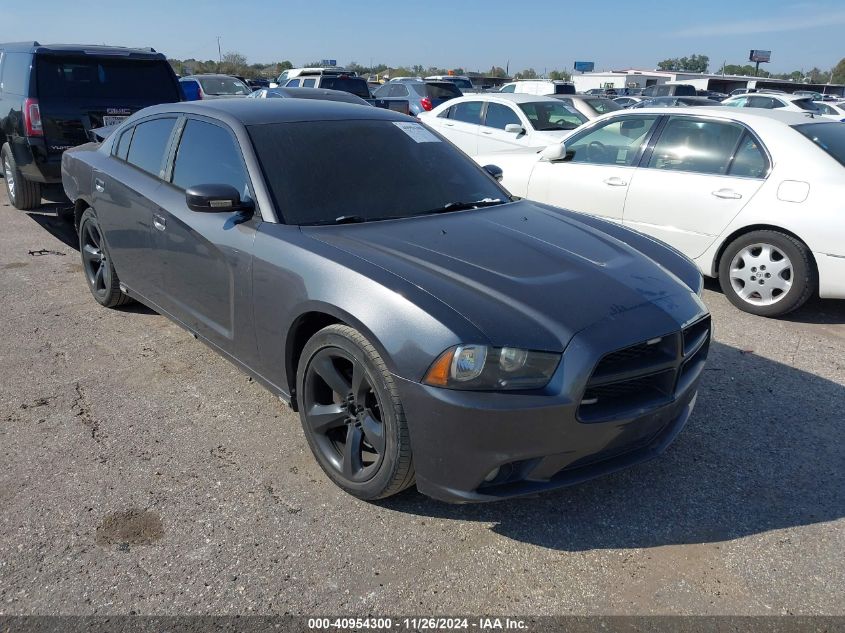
[725, 97, 746, 107]
[449, 101, 483, 124]
[286, 79, 300, 87]
[171, 119, 250, 200]
[566, 116, 659, 166]
[301, 78, 316, 88]
[499, 84, 515, 93]
[126, 117, 177, 177]
[0, 52, 31, 95]
[438, 105, 454, 119]
[373, 84, 389, 98]
[729, 133, 768, 179]
[114, 126, 135, 160]
[748, 96, 775, 109]
[648, 117, 744, 175]
[387, 83, 408, 97]
[484, 103, 521, 129]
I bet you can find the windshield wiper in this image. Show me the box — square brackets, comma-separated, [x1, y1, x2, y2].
[420, 198, 505, 215]
[333, 215, 368, 224]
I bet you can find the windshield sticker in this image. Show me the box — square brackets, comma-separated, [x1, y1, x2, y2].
[393, 122, 441, 143]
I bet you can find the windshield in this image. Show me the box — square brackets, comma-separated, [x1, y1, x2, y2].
[424, 83, 463, 99]
[198, 76, 251, 96]
[35, 56, 179, 101]
[519, 102, 587, 131]
[792, 122, 845, 167]
[583, 98, 623, 114]
[793, 98, 820, 112]
[248, 120, 506, 225]
[318, 76, 371, 99]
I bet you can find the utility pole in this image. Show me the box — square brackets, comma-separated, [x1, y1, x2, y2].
[217, 36, 222, 63]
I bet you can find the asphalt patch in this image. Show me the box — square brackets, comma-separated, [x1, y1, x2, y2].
[95, 509, 164, 546]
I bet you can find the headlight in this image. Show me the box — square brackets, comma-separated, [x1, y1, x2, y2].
[423, 344, 560, 390]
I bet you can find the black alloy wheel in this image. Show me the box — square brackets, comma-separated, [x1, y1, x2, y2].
[297, 325, 414, 500]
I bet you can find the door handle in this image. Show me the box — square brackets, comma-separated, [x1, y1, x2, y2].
[712, 188, 742, 200]
[153, 214, 166, 231]
[603, 177, 628, 187]
[94, 178, 105, 193]
[481, 130, 493, 135]
[444, 122, 455, 127]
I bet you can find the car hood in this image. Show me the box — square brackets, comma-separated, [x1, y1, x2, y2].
[303, 201, 705, 352]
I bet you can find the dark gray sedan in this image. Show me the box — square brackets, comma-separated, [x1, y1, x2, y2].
[61, 100, 710, 503]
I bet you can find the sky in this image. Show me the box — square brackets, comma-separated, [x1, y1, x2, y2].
[1, 0, 842, 74]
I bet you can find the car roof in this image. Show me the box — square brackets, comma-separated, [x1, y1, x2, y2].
[600, 105, 827, 126]
[181, 74, 245, 80]
[258, 87, 369, 105]
[136, 99, 404, 126]
[0, 41, 164, 59]
[456, 93, 561, 104]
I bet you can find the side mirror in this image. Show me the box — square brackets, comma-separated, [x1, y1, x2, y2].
[483, 164, 504, 182]
[186, 184, 253, 213]
[540, 143, 567, 162]
[504, 123, 525, 135]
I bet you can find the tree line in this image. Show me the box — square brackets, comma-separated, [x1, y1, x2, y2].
[657, 53, 845, 84]
[167, 52, 571, 81]
[168, 50, 845, 86]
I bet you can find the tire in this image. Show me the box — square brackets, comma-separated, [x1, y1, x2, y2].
[78, 208, 133, 308]
[2, 143, 41, 210]
[718, 230, 816, 317]
[296, 324, 415, 500]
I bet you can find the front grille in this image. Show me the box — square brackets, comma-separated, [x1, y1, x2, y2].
[578, 316, 711, 423]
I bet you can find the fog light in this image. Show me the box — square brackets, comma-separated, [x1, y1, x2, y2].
[483, 467, 501, 483]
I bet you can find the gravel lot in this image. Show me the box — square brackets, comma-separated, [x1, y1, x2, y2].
[1, 186, 843, 616]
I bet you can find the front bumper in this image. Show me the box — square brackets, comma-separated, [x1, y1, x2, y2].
[395, 310, 710, 503]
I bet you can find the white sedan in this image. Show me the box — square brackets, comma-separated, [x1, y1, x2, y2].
[475, 107, 845, 317]
[813, 101, 845, 121]
[721, 93, 820, 114]
[418, 93, 587, 156]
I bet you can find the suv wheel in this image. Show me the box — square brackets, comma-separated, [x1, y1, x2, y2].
[2, 143, 41, 210]
[718, 230, 816, 317]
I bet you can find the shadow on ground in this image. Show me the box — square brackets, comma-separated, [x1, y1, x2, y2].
[24, 205, 79, 250]
[382, 340, 845, 551]
[703, 277, 845, 325]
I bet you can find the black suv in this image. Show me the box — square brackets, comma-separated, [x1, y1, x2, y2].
[0, 42, 182, 209]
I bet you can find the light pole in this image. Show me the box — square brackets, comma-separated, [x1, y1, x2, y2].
[217, 36, 222, 63]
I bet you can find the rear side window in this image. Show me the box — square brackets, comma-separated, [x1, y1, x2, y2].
[499, 84, 515, 93]
[171, 119, 250, 199]
[449, 101, 483, 124]
[425, 83, 462, 99]
[319, 76, 371, 99]
[793, 122, 845, 167]
[301, 78, 316, 88]
[648, 117, 744, 175]
[387, 83, 409, 98]
[729, 133, 768, 178]
[126, 117, 177, 176]
[114, 126, 135, 160]
[35, 56, 178, 101]
[286, 79, 300, 87]
[0, 52, 32, 95]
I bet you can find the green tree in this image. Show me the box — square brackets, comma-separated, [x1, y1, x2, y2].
[807, 67, 831, 83]
[489, 66, 507, 78]
[549, 69, 572, 81]
[832, 58, 845, 84]
[514, 68, 538, 79]
[658, 54, 709, 73]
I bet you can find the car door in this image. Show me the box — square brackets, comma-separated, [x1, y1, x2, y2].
[152, 115, 259, 358]
[92, 116, 178, 303]
[477, 101, 529, 153]
[435, 101, 483, 155]
[526, 114, 661, 223]
[623, 115, 769, 258]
